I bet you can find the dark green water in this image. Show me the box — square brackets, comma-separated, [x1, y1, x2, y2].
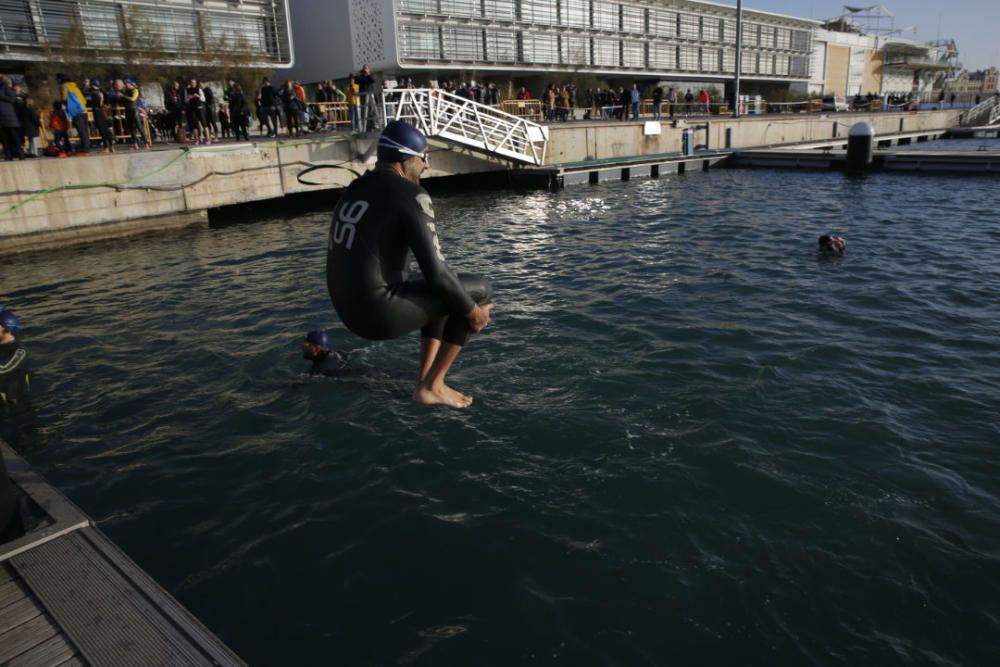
[2, 168, 999, 665]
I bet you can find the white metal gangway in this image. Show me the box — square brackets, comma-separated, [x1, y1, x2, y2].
[382, 89, 549, 166]
[963, 95, 1000, 127]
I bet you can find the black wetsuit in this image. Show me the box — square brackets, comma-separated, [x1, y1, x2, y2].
[326, 169, 491, 347]
[0, 340, 29, 405]
[308, 351, 363, 378]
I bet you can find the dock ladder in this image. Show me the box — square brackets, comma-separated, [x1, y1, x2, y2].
[382, 89, 549, 166]
[963, 95, 1000, 127]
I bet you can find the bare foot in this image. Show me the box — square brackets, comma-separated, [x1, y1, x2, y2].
[413, 383, 473, 408]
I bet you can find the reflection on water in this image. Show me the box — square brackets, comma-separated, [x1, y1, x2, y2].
[2, 168, 999, 665]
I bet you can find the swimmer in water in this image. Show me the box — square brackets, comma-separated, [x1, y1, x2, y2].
[818, 234, 846, 255]
[302, 330, 353, 377]
[0, 309, 29, 405]
[326, 120, 493, 408]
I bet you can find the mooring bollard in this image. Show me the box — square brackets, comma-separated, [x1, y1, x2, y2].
[847, 121, 875, 172]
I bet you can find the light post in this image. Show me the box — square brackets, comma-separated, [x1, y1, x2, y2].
[733, 0, 743, 118]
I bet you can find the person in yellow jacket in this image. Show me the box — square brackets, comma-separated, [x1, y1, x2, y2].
[57, 73, 90, 153]
[346, 74, 360, 132]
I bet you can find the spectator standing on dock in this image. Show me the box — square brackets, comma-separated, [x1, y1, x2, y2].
[517, 87, 531, 101]
[227, 83, 250, 141]
[651, 85, 663, 120]
[114, 79, 142, 150]
[699, 89, 711, 114]
[667, 87, 677, 118]
[201, 81, 218, 136]
[0, 309, 29, 406]
[0, 77, 22, 161]
[617, 87, 628, 121]
[487, 82, 500, 107]
[356, 64, 376, 132]
[218, 104, 230, 139]
[259, 77, 278, 138]
[164, 81, 184, 143]
[281, 79, 301, 137]
[630, 83, 641, 121]
[14, 87, 39, 158]
[346, 74, 361, 133]
[184, 78, 209, 145]
[57, 74, 89, 155]
[87, 80, 115, 153]
[684, 89, 693, 115]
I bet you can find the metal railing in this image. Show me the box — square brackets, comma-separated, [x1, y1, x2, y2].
[383, 89, 549, 166]
[963, 95, 1000, 127]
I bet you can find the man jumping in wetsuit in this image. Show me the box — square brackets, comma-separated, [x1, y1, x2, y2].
[326, 120, 493, 408]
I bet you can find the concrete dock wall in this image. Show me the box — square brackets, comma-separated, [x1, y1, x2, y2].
[0, 110, 962, 254]
[543, 110, 963, 164]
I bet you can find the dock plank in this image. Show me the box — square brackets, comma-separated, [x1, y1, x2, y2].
[53, 657, 87, 667]
[5, 632, 79, 667]
[0, 614, 60, 664]
[0, 577, 29, 609]
[0, 595, 44, 634]
[11, 527, 243, 666]
[0, 562, 14, 585]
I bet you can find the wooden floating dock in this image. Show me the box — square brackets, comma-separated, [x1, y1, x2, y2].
[0, 441, 245, 667]
[515, 128, 985, 188]
[514, 149, 733, 189]
[731, 147, 1000, 174]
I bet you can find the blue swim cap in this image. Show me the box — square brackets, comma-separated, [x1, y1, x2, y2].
[0, 310, 21, 335]
[304, 330, 329, 349]
[377, 120, 428, 163]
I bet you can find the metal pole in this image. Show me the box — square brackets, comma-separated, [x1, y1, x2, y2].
[733, 0, 743, 118]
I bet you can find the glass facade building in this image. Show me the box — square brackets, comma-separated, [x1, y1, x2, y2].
[0, 0, 292, 66]
[390, 0, 815, 81]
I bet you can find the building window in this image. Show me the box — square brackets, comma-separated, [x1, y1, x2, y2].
[622, 39, 644, 67]
[201, 11, 268, 53]
[775, 27, 790, 50]
[592, 2, 618, 32]
[399, 23, 440, 59]
[722, 49, 735, 73]
[789, 55, 809, 77]
[758, 52, 773, 74]
[520, 0, 557, 25]
[442, 26, 483, 60]
[484, 0, 516, 22]
[399, 0, 440, 14]
[679, 45, 698, 70]
[649, 42, 677, 69]
[622, 5, 643, 35]
[701, 48, 719, 72]
[593, 36, 618, 66]
[485, 29, 517, 62]
[80, 2, 122, 48]
[742, 51, 757, 74]
[722, 19, 736, 45]
[702, 17, 720, 43]
[759, 25, 775, 49]
[775, 54, 790, 75]
[790, 29, 810, 52]
[678, 13, 699, 40]
[440, 0, 480, 18]
[561, 34, 589, 64]
[559, 0, 588, 28]
[649, 8, 676, 37]
[521, 31, 559, 63]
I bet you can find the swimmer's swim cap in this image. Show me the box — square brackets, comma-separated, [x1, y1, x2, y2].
[377, 120, 428, 163]
[304, 330, 330, 349]
[0, 310, 21, 335]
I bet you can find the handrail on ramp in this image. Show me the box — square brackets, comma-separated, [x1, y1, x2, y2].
[382, 88, 549, 166]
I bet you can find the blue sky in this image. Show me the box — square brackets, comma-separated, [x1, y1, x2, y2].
[737, 1, 1000, 71]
